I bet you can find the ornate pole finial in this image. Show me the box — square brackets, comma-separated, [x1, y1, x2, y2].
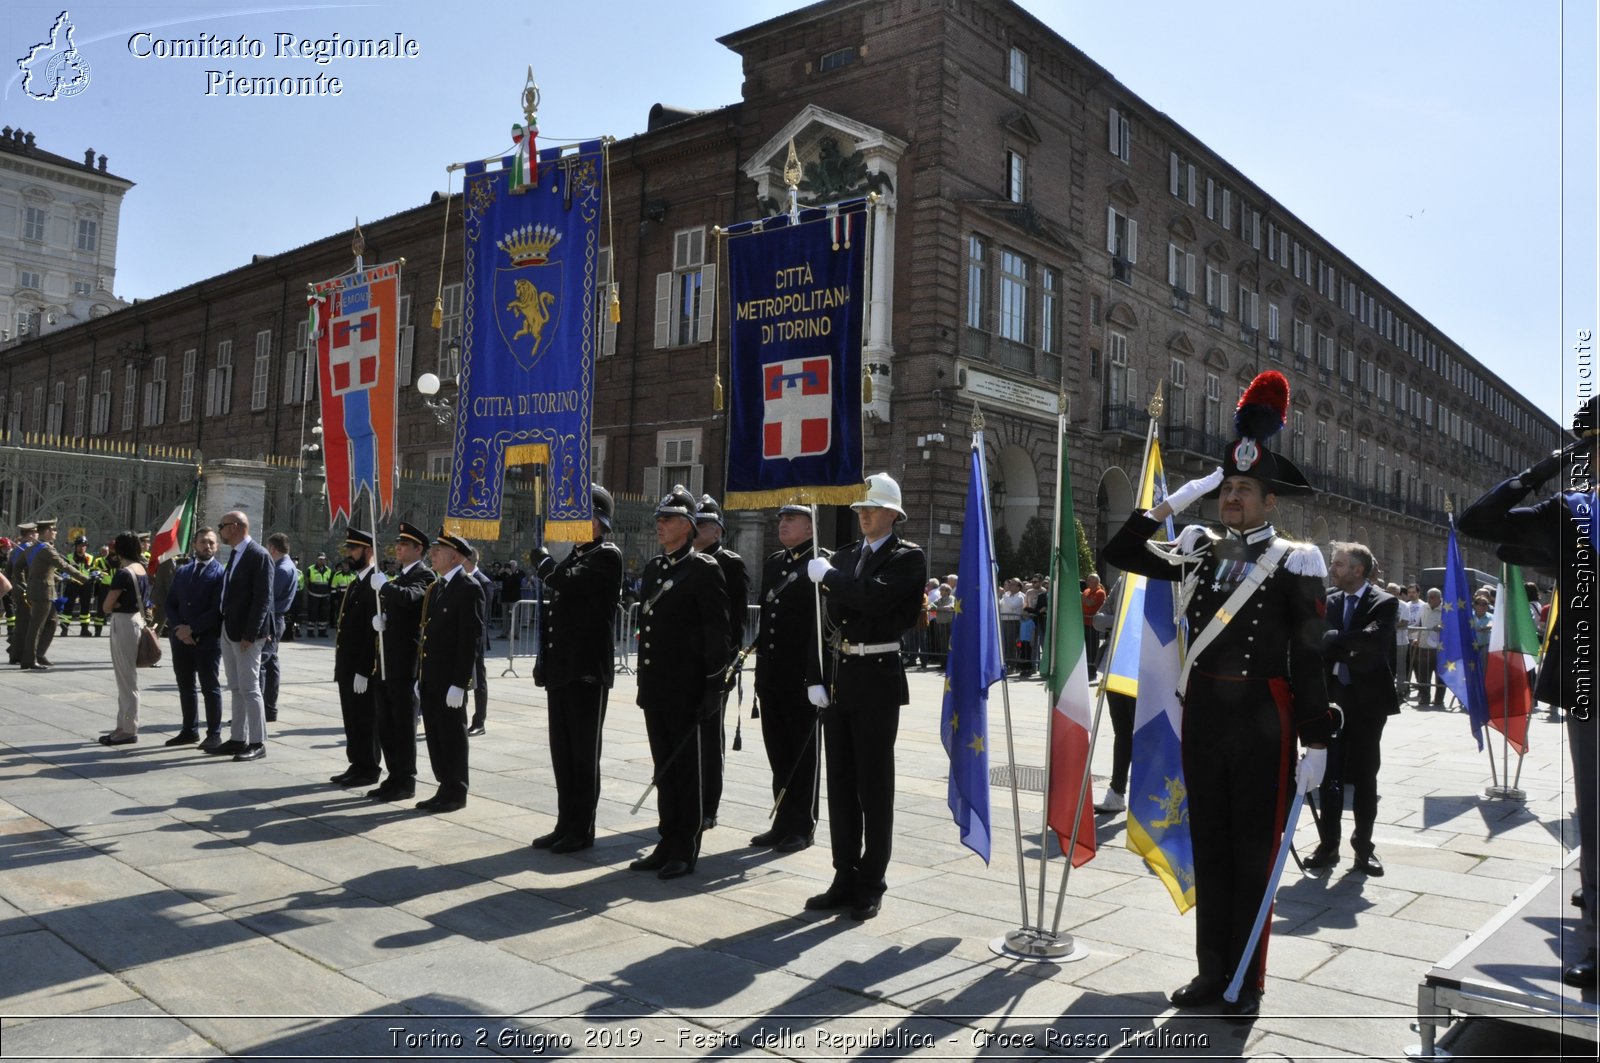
[352, 218, 365, 268]
[1147, 380, 1165, 420]
[971, 401, 985, 433]
[784, 139, 802, 224]
[1444, 492, 1454, 515]
[522, 65, 540, 124]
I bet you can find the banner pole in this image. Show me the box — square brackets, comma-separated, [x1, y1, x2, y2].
[369, 485, 386, 682]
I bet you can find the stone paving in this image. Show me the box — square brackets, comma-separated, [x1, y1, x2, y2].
[0, 629, 1588, 1060]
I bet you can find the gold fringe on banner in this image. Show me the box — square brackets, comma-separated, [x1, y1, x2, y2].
[543, 520, 593, 543]
[444, 518, 501, 541]
[725, 483, 869, 510]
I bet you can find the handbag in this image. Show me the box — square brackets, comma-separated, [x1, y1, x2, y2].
[136, 610, 163, 668]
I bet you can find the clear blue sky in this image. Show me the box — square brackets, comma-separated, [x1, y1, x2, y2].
[4, 0, 1590, 430]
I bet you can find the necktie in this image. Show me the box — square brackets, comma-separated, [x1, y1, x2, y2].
[1336, 594, 1357, 685]
[854, 544, 873, 578]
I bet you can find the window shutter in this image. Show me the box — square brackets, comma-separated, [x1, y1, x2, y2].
[1185, 254, 1196, 295]
[398, 325, 415, 386]
[1168, 244, 1178, 286]
[1127, 219, 1137, 263]
[697, 262, 716, 344]
[1220, 274, 1229, 312]
[1187, 165, 1197, 206]
[1106, 207, 1117, 254]
[1205, 178, 1215, 219]
[1108, 108, 1120, 154]
[653, 272, 672, 349]
[689, 464, 705, 496]
[1169, 152, 1180, 196]
[1222, 189, 1232, 229]
[643, 466, 661, 500]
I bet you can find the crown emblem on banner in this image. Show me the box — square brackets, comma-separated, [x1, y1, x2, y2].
[498, 223, 561, 266]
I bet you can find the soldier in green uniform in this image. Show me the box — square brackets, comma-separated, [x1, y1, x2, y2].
[23, 519, 91, 671]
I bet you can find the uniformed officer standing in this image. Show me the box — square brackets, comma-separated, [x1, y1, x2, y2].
[414, 530, 485, 813]
[1459, 397, 1599, 988]
[331, 528, 382, 788]
[64, 536, 96, 636]
[1103, 370, 1332, 1020]
[629, 486, 729, 880]
[803, 473, 927, 921]
[751, 504, 828, 853]
[6, 523, 38, 664]
[692, 494, 748, 831]
[530, 484, 624, 853]
[305, 554, 334, 637]
[369, 522, 435, 801]
[24, 519, 90, 671]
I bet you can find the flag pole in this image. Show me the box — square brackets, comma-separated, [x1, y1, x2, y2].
[969, 408, 1033, 937]
[1046, 387, 1161, 935]
[368, 483, 386, 682]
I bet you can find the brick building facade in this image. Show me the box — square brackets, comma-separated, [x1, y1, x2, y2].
[0, 0, 1562, 581]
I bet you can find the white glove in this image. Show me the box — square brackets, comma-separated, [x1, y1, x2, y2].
[1295, 747, 1327, 794]
[353, 674, 368, 694]
[446, 685, 466, 709]
[369, 569, 388, 590]
[1163, 466, 1225, 515]
[807, 558, 833, 583]
[371, 613, 387, 632]
[807, 684, 830, 708]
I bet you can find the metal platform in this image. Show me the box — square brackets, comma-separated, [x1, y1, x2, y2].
[1414, 850, 1597, 1057]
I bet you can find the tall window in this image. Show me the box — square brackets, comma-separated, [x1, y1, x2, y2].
[1008, 46, 1028, 93]
[206, 339, 233, 417]
[1107, 331, 1132, 409]
[31, 386, 44, 432]
[439, 282, 463, 375]
[18, 270, 41, 292]
[654, 228, 713, 348]
[594, 248, 619, 358]
[1336, 428, 1351, 478]
[1204, 374, 1221, 438]
[285, 323, 311, 406]
[144, 355, 167, 427]
[122, 364, 137, 430]
[178, 349, 197, 422]
[966, 235, 989, 330]
[1168, 358, 1187, 425]
[250, 329, 272, 411]
[76, 218, 98, 252]
[73, 374, 87, 436]
[1005, 150, 1026, 203]
[46, 381, 64, 437]
[1204, 265, 1229, 312]
[1167, 243, 1195, 298]
[92, 369, 111, 433]
[998, 250, 1029, 344]
[1169, 152, 1195, 204]
[1040, 268, 1060, 380]
[1314, 419, 1328, 470]
[1106, 207, 1137, 280]
[23, 205, 47, 242]
[1236, 285, 1258, 333]
[395, 293, 415, 385]
[1107, 107, 1131, 162]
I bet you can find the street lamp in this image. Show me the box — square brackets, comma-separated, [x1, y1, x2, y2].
[417, 341, 459, 424]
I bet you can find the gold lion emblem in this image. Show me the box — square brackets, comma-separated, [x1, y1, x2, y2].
[507, 279, 556, 347]
[1148, 776, 1188, 829]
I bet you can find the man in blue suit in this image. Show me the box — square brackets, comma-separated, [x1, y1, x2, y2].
[165, 527, 225, 749]
[214, 510, 274, 762]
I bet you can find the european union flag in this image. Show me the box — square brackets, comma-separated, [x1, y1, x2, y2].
[941, 436, 1005, 862]
[1438, 517, 1489, 747]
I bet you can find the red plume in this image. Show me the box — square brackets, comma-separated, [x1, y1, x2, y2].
[1234, 370, 1290, 441]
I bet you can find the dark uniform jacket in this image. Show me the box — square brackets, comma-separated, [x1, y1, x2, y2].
[334, 567, 380, 679]
[755, 540, 829, 702]
[815, 533, 927, 705]
[1104, 516, 1333, 743]
[1323, 586, 1400, 717]
[702, 541, 749, 666]
[1460, 478, 1595, 712]
[535, 539, 623, 690]
[417, 569, 485, 690]
[378, 560, 436, 683]
[634, 544, 728, 713]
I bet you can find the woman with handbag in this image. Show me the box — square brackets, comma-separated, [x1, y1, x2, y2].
[99, 532, 151, 746]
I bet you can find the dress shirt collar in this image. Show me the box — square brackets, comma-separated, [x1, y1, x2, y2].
[439, 564, 462, 584]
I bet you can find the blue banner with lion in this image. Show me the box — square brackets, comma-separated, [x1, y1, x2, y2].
[447, 140, 603, 542]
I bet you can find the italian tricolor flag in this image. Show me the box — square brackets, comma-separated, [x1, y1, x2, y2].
[1485, 562, 1538, 754]
[149, 478, 200, 567]
[1044, 421, 1096, 868]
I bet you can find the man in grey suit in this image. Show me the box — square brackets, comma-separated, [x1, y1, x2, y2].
[213, 510, 275, 762]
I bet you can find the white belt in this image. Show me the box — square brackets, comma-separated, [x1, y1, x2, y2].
[837, 640, 900, 656]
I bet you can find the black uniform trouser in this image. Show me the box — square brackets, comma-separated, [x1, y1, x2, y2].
[307, 593, 330, 632]
[758, 687, 820, 838]
[1182, 671, 1295, 994]
[1106, 691, 1136, 795]
[699, 688, 729, 820]
[822, 664, 901, 901]
[6, 597, 26, 660]
[547, 681, 608, 840]
[1315, 690, 1386, 857]
[643, 703, 703, 863]
[372, 678, 418, 783]
[471, 648, 488, 727]
[419, 680, 469, 800]
[336, 674, 381, 775]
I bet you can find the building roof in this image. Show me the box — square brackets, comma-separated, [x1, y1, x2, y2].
[0, 126, 133, 187]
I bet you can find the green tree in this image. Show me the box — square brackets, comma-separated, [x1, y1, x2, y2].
[1075, 516, 1095, 581]
[1013, 516, 1052, 577]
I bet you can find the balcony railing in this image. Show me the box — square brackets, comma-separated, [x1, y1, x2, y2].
[1102, 402, 1151, 436]
[1111, 258, 1133, 284]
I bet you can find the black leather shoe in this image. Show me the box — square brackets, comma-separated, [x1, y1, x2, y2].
[163, 731, 200, 747]
[774, 834, 812, 853]
[98, 732, 137, 746]
[1169, 977, 1225, 1009]
[804, 887, 853, 911]
[1223, 991, 1262, 1022]
[1563, 949, 1598, 989]
[1353, 852, 1384, 877]
[265, 710, 277, 722]
[657, 860, 693, 880]
[330, 770, 356, 784]
[428, 797, 466, 813]
[701, 816, 716, 831]
[1574, 887, 1586, 910]
[206, 739, 247, 756]
[467, 721, 486, 737]
[551, 835, 593, 854]
[198, 734, 224, 752]
[232, 744, 266, 762]
[629, 852, 669, 872]
[1302, 846, 1340, 871]
[342, 772, 381, 788]
[531, 830, 565, 849]
[368, 784, 414, 801]
[750, 829, 784, 848]
[849, 897, 881, 920]
[37, 656, 52, 666]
